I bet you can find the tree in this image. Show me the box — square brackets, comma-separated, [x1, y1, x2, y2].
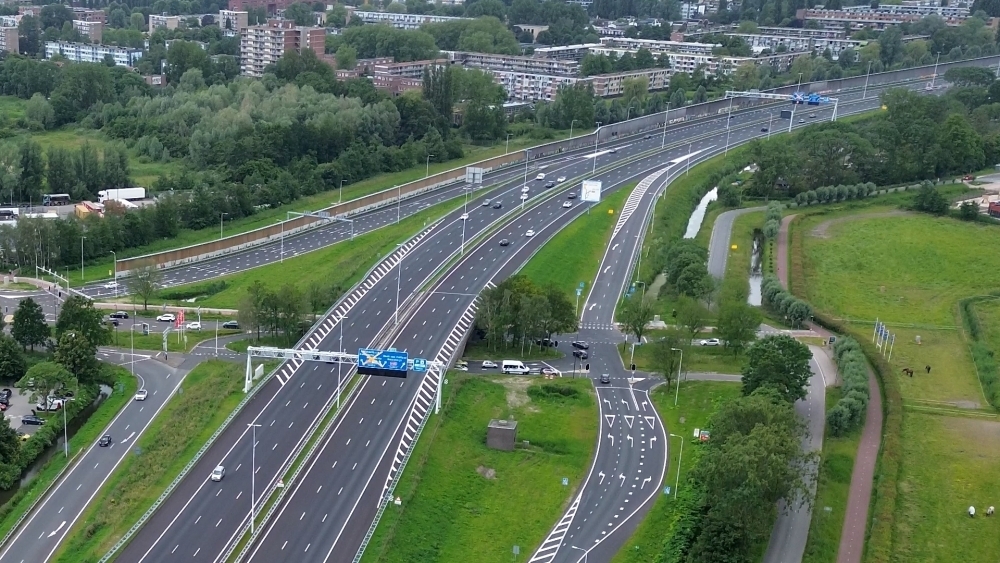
[650, 332, 684, 385]
[716, 302, 761, 355]
[620, 296, 655, 343]
[56, 295, 110, 346]
[130, 12, 145, 30]
[128, 262, 162, 311]
[676, 262, 712, 300]
[18, 15, 40, 56]
[25, 93, 55, 129]
[17, 360, 75, 405]
[0, 336, 27, 382]
[960, 200, 980, 220]
[54, 331, 100, 384]
[913, 184, 949, 215]
[12, 298, 48, 351]
[46, 146, 75, 196]
[677, 297, 704, 339]
[166, 40, 210, 84]
[335, 44, 357, 70]
[741, 335, 813, 403]
[283, 2, 316, 25]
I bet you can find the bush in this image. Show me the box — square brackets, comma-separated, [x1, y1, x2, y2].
[760, 274, 811, 328]
[159, 280, 228, 300]
[527, 383, 581, 401]
[827, 337, 872, 437]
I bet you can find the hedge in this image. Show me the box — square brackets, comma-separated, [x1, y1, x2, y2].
[958, 294, 1000, 408]
[826, 337, 871, 437]
[760, 274, 811, 328]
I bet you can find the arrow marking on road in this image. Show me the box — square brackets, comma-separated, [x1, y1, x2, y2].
[644, 416, 656, 430]
[607, 433, 614, 447]
[604, 414, 615, 428]
[627, 435, 634, 447]
[611, 243, 618, 250]
[603, 266, 611, 273]
[121, 431, 136, 444]
[641, 476, 651, 489]
[48, 521, 66, 537]
[641, 400, 648, 412]
[650, 435, 657, 446]
[621, 400, 630, 411]
[618, 473, 626, 486]
[604, 399, 612, 410]
[589, 303, 596, 311]
[624, 415, 634, 428]
[599, 471, 606, 485]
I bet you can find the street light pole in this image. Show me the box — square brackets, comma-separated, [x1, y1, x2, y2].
[930, 52, 941, 88]
[570, 119, 579, 139]
[220, 212, 228, 240]
[789, 72, 803, 134]
[248, 423, 261, 533]
[505, 133, 513, 154]
[862, 61, 873, 100]
[767, 113, 773, 140]
[338, 315, 346, 410]
[339, 179, 346, 204]
[570, 545, 588, 563]
[80, 235, 86, 281]
[686, 142, 692, 176]
[671, 347, 683, 406]
[669, 433, 684, 498]
[110, 250, 117, 298]
[394, 244, 403, 326]
[626, 106, 634, 121]
[426, 154, 434, 178]
[592, 122, 602, 175]
[725, 97, 734, 155]
[661, 103, 670, 149]
[396, 184, 401, 224]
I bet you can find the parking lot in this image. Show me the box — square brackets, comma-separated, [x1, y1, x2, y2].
[2, 386, 45, 436]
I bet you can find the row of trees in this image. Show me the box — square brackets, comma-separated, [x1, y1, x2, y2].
[0, 139, 131, 205]
[236, 279, 344, 345]
[827, 337, 871, 436]
[472, 276, 577, 353]
[791, 183, 880, 208]
[761, 275, 811, 329]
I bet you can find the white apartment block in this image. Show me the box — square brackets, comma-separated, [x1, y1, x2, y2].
[680, 2, 706, 20]
[0, 26, 17, 54]
[447, 50, 579, 76]
[728, 33, 864, 59]
[531, 43, 601, 61]
[0, 14, 20, 27]
[351, 11, 471, 30]
[492, 70, 583, 101]
[218, 10, 248, 36]
[149, 13, 181, 30]
[599, 37, 717, 56]
[45, 41, 142, 66]
[73, 19, 102, 42]
[841, 2, 970, 18]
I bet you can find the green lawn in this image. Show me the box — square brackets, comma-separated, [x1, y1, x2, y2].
[973, 298, 1000, 353]
[517, 183, 634, 301]
[361, 375, 597, 563]
[800, 209, 1000, 326]
[461, 340, 563, 361]
[107, 327, 242, 352]
[151, 195, 462, 310]
[0, 366, 136, 545]
[802, 387, 861, 563]
[627, 331, 745, 376]
[53, 359, 275, 562]
[722, 210, 763, 300]
[612, 380, 741, 563]
[0, 96, 26, 120]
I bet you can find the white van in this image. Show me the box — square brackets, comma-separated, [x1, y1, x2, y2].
[501, 360, 530, 374]
[535, 173, 546, 181]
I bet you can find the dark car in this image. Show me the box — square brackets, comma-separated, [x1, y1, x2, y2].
[108, 318, 119, 327]
[644, 134, 653, 139]
[22, 415, 44, 425]
[0, 388, 11, 400]
[492, 202, 503, 209]
[98, 434, 112, 447]
[571, 341, 589, 350]
[600, 373, 611, 384]
[567, 193, 577, 199]
[109, 311, 129, 319]
[222, 320, 240, 330]
[534, 338, 556, 347]
[544, 181, 555, 188]
[499, 239, 510, 247]
[573, 350, 589, 360]
[760, 127, 769, 132]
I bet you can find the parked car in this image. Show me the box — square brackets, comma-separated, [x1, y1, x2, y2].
[699, 338, 721, 346]
[211, 465, 225, 482]
[222, 320, 240, 330]
[571, 341, 590, 350]
[600, 373, 611, 384]
[109, 311, 129, 319]
[573, 350, 589, 359]
[156, 313, 176, 322]
[98, 435, 112, 447]
[21, 415, 44, 425]
[186, 321, 202, 330]
[134, 389, 148, 401]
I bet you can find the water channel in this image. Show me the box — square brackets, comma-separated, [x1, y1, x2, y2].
[683, 187, 718, 239]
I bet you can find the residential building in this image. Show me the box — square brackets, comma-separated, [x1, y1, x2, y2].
[727, 32, 864, 60]
[0, 26, 17, 54]
[350, 11, 472, 29]
[166, 39, 207, 51]
[144, 74, 167, 86]
[73, 19, 102, 42]
[373, 59, 447, 79]
[0, 14, 20, 27]
[841, 2, 970, 18]
[71, 7, 106, 23]
[239, 19, 325, 77]
[149, 13, 181, 30]
[228, 0, 297, 15]
[531, 43, 601, 61]
[218, 9, 248, 36]
[590, 68, 670, 96]
[797, 8, 983, 30]
[446, 50, 579, 77]
[680, 2, 706, 20]
[45, 41, 142, 67]
[371, 75, 423, 96]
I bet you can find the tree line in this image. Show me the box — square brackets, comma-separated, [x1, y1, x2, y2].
[826, 337, 871, 437]
[471, 275, 577, 354]
[236, 279, 344, 346]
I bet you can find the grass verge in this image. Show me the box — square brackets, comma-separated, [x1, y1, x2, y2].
[722, 210, 762, 297]
[52, 359, 275, 562]
[0, 366, 137, 544]
[108, 328, 241, 352]
[626, 331, 745, 375]
[802, 387, 861, 563]
[518, 184, 634, 301]
[360, 375, 597, 563]
[226, 335, 288, 353]
[611, 380, 741, 563]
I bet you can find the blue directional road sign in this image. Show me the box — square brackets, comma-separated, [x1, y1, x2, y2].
[412, 358, 428, 372]
[807, 93, 821, 105]
[358, 348, 409, 378]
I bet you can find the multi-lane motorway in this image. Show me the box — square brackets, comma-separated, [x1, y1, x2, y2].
[5, 78, 923, 563]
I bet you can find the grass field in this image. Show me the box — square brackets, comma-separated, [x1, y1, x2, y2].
[107, 326, 241, 352]
[0, 366, 136, 546]
[361, 375, 597, 563]
[152, 195, 462, 309]
[800, 209, 1000, 326]
[627, 330, 745, 375]
[519, 184, 634, 301]
[802, 387, 861, 563]
[973, 298, 1000, 353]
[612, 380, 741, 563]
[53, 360, 273, 562]
[0, 96, 26, 120]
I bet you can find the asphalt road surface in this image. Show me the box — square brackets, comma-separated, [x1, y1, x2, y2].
[0, 353, 196, 563]
[102, 85, 894, 563]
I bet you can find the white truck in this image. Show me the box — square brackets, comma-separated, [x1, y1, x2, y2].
[98, 187, 146, 203]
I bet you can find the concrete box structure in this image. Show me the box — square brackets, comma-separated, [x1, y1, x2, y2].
[487, 419, 517, 451]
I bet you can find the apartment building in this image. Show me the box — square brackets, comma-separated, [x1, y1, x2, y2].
[351, 11, 471, 29]
[599, 37, 717, 56]
[531, 43, 601, 61]
[797, 8, 978, 29]
[45, 41, 142, 66]
[372, 59, 448, 79]
[590, 68, 670, 96]
[0, 26, 17, 54]
[73, 19, 102, 42]
[149, 13, 181, 30]
[228, 0, 296, 15]
[218, 10, 248, 36]
[728, 32, 864, 59]
[71, 7, 106, 23]
[371, 75, 423, 96]
[239, 19, 325, 77]
[753, 26, 845, 39]
[841, 2, 970, 18]
[447, 50, 579, 77]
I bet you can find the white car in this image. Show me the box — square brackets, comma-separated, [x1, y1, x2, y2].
[186, 321, 202, 330]
[482, 360, 497, 369]
[556, 176, 566, 183]
[521, 186, 530, 193]
[520, 193, 529, 200]
[562, 201, 572, 208]
[460, 213, 469, 220]
[211, 465, 225, 482]
[699, 338, 721, 346]
[156, 313, 176, 322]
[134, 389, 148, 401]
[482, 199, 491, 207]
[103, 281, 118, 289]
[525, 230, 535, 237]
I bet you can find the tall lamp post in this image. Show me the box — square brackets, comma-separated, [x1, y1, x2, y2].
[626, 106, 635, 121]
[570, 119, 579, 139]
[569, 545, 588, 563]
[339, 179, 346, 204]
[862, 61, 873, 100]
[425, 154, 434, 178]
[505, 133, 513, 154]
[394, 243, 404, 326]
[338, 315, 347, 410]
[661, 102, 670, 149]
[592, 121, 602, 174]
[396, 184, 401, 224]
[248, 423, 261, 533]
[109, 250, 117, 298]
[80, 235, 86, 281]
[668, 433, 685, 498]
[219, 212, 228, 240]
[671, 347, 683, 406]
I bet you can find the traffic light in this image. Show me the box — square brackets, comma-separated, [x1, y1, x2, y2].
[631, 363, 636, 371]
[585, 363, 590, 371]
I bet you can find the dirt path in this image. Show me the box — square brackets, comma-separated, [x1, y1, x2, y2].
[775, 213, 884, 563]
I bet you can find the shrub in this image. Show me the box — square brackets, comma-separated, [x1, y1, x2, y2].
[826, 337, 872, 437]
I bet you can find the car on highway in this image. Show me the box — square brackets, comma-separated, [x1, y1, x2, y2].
[186, 321, 202, 330]
[492, 201, 503, 209]
[798, 118, 805, 123]
[600, 373, 611, 384]
[535, 173, 546, 181]
[156, 313, 176, 322]
[482, 360, 497, 369]
[455, 360, 469, 372]
[222, 320, 240, 329]
[699, 338, 721, 346]
[521, 185, 530, 193]
[103, 281, 118, 290]
[609, 147, 617, 153]
[567, 193, 577, 199]
[134, 389, 148, 401]
[499, 239, 510, 246]
[98, 434, 112, 447]
[211, 465, 225, 482]
[761, 127, 769, 132]
[109, 311, 129, 319]
[556, 176, 566, 183]
[520, 193, 529, 201]
[544, 181, 555, 188]
[809, 113, 817, 118]
[572, 341, 590, 350]
[525, 230, 535, 237]
[573, 349, 589, 359]
[562, 201, 572, 208]
[460, 213, 469, 220]
[22, 415, 44, 425]
[644, 134, 653, 139]
[482, 199, 491, 207]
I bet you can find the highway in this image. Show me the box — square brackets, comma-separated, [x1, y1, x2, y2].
[0, 352, 196, 563]
[90, 81, 901, 563]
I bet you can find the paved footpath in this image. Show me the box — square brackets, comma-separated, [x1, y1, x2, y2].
[774, 212, 883, 563]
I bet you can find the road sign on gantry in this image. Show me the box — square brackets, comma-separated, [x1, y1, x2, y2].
[465, 167, 485, 184]
[581, 180, 602, 203]
[357, 348, 409, 378]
